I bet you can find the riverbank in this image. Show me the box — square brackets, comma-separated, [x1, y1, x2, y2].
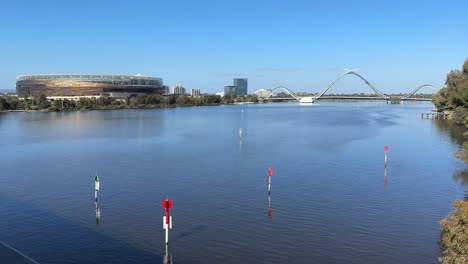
[0, 103, 224, 113]
[0, 94, 261, 114]
[439, 200, 468, 263]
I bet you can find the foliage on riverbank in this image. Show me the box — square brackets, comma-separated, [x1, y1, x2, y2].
[440, 200, 468, 264]
[433, 59, 468, 115]
[432, 59, 468, 162]
[0, 94, 244, 112]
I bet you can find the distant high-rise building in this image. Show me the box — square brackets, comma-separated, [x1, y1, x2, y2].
[162, 85, 170, 95]
[172, 84, 186, 95]
[224, 85, 237, 96]
[233, 78, 248, 96]
[191, 89, 201, 96]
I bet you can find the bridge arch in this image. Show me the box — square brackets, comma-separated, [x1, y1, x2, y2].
[402, 84, 437, 99]
[314, 70, 388, 101]
[264, 86, 301, 101]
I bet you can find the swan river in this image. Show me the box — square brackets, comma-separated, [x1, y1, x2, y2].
[0, 101, 466, 263]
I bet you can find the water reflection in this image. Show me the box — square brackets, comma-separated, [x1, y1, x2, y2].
[453, 169, 468, 187]
[9, 110, 167, 146]
[267, 193, 273, 218]
[163, 244, 172, 264]
[433, 119, 468, 198]
[239, 139, 243, 159]
[384, 166, 388, 188]
[432, 119, 466, 147]
[95, 201, 101, 224]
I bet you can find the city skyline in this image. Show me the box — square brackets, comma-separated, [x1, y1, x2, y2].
[1, 0, 467, 94]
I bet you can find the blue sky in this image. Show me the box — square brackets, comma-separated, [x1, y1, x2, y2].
[1, 0, 467, 94]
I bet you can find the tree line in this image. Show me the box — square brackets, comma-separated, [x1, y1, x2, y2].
[434, 58, 468, 264]
[0, 93, 244, 111]
[433, 58, 468, 123]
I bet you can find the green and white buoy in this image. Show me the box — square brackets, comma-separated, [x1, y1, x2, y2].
[94, 172, 100, 201]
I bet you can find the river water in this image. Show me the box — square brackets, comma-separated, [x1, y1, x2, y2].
[0, 101, 466, 264]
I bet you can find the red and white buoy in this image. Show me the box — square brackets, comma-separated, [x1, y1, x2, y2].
[268, 167, 273, 194]
[162, 199, 173, 245]
[384, 145, 389, 167]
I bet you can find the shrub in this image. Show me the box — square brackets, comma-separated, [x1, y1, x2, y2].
[440, 200, 468, 263]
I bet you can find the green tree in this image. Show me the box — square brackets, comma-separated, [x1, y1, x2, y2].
[35, 94, 51, 109]
[433, 58, 468, 110]
[0, 97, 9, 110]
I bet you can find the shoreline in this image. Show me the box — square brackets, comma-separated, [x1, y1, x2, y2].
[0, 103, 231, 114]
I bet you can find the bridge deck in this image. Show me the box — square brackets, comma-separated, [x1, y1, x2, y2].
[262, 96, 432, 101]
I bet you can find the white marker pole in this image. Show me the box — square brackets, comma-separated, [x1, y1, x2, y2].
[163, 215, 172, 244]
[163, 199, 173, 245]
[268, 176, 271, 194]
[165, 219, 169, 244]
[94, 173, 100, 201]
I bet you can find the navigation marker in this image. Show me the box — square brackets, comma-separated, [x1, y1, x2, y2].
[384, 145, 389, 167]
[268, 168, 273, 194]
[94, 172, 100, 201]
[239, 128, 243, 140]
[162, 199, 173, 245]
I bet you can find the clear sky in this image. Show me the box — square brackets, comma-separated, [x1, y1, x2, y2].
[1, 0, 467, 94]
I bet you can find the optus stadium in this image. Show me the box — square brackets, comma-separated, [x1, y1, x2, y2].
[16, 74, 165, 98]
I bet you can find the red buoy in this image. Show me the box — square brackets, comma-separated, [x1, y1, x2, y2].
[163, 199, 172, 224]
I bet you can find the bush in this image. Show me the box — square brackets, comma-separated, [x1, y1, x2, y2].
[440, 200, 468, 263]
[452, 106, 468, 125]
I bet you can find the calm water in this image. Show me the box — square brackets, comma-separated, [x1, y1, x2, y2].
[0, 101, 466, 264]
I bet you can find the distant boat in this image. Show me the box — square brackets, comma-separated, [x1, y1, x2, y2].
[239, 128, 243, 139]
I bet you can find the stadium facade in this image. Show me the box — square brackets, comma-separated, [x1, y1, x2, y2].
[16, 74, 164, 98]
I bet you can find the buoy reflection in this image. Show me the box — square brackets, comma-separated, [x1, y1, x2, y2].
[384, 166, 388, 188]
[164, 244, 173, 264]
[95, 201, 101, 224]
[268, 193, 273, 218]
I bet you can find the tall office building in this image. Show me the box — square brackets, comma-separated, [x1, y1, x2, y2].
[172, 84, 186, 95]
[233, 78, 248, 96]
[191, 89, 201, 96]
[224, 85, 237, 96]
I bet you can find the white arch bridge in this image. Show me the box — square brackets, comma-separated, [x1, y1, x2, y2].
[262, 70, 437, 103]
